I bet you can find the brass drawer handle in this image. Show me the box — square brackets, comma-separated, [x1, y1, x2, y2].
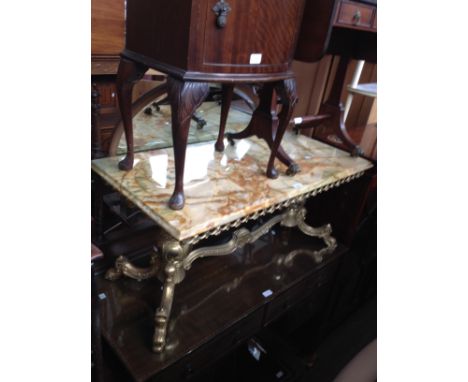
[353, 9, 361, 25]
[212, 0, 231, 28]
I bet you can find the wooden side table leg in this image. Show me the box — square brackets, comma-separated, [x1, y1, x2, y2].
[167, 76, 209, 210]
[226, 83, 274, 145]
[215, 84, 234, 152]
[116, 57, 148, 171]
[319, 56, 363, 156]
[266, 78, 298, 179]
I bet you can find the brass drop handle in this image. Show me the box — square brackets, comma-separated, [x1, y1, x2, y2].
[212, 0, 231, 28]
[353, 9, 361, 25]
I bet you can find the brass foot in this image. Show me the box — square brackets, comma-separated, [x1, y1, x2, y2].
[105, 254, 160, 282]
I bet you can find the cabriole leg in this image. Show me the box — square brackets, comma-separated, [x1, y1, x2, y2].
[266, 78, 299, 179]
[116, 58, 148, 171]
[167, 77, 209, 210]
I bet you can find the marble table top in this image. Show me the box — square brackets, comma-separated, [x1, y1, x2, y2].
[92, 133, 373, 241]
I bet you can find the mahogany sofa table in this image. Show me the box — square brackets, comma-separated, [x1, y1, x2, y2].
[91, 132, 373, 353]
[117, 0, 308, 210]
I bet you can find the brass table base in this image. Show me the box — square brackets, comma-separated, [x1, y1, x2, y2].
[105, 202, 337, 353]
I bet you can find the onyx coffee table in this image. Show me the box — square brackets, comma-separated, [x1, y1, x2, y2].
[117, 0, 308, 210]
[92, 132, 373, 353]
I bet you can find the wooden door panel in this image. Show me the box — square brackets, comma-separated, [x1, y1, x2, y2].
[201, 0, 304, 70]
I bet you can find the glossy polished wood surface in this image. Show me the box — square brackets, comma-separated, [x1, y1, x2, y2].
[97, 227, 346, 381]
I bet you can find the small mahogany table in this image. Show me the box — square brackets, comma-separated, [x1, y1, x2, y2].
[92, 132, 373, 353]
[117, 0, 307, 210]
[294, 0, 377, 156]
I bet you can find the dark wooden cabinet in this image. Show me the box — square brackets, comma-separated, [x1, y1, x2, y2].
[124, 0, 305, 80]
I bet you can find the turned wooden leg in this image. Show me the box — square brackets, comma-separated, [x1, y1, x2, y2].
[167, 77, 209, 210]
[116, 57, 147, 171]
[215, 84, 234, 152]
[266, 79, 298, 179]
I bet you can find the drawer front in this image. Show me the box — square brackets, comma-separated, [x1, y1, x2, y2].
[264, 268, 333, 326]
[335, 1, 374, 29]
[193, 0, 305, 73]
[153, 308, 264, 381]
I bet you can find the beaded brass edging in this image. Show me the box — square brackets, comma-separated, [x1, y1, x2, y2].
[185, 171, 365, 245]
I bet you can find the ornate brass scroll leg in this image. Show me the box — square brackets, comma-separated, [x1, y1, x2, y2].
[152, 238, 188, 353]
[105, 253, 160, 281]
[281, 204, 337, 263]
[153, 260, 179, 353]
